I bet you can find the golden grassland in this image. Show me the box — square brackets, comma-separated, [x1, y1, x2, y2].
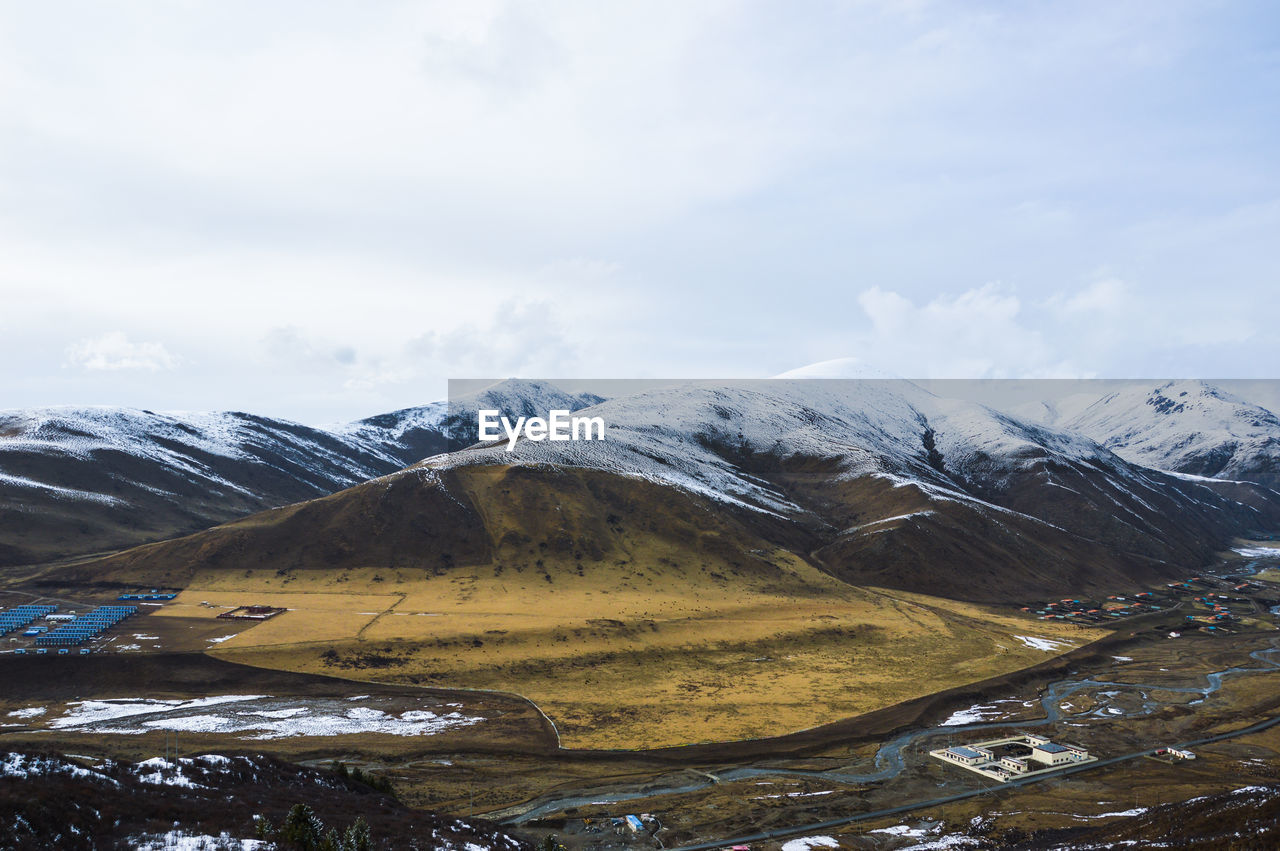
[134, 466, 1102, 749]
[152, 588, 404, 647]
[189, 562, 1099, 749]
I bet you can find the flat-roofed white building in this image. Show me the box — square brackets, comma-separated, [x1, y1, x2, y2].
[937, 745, 991, 766]
[931, 734, 1093, 781]
[1031, 742, 1088, 766]
[1000, 756, 1030, 774]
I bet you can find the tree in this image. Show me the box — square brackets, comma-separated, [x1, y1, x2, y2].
[344, 816, 372, 851]
[281, 803, 326, 850]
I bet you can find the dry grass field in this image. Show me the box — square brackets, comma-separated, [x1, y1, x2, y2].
[52, 464, 1103, 750]
[188, 562, 1098, 749]
[151, 588, 404, 647]
[1254, 567, 1280, 584]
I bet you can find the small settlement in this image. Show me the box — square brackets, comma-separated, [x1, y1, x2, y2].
[1022, 570, 1276, 634]
[931, 733, 1095, 782]
[1, 603, 138, 655]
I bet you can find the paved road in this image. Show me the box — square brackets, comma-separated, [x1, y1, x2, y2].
[666, 713, 1280, 851]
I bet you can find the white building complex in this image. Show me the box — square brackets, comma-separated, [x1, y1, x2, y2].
[930, 733, 1094, 781]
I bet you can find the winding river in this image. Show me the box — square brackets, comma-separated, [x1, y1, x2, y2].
[504, 634, 1280, 824]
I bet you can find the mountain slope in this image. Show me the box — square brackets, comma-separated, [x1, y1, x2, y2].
[67, 380, 1280, 600]
[1058, 380, 1280, 489]
[0, 380, 607, 568]
[437, 379, 1280, 598]
[53, 379, 1280, 748]
[0, 750, 528, 850]
[0, 405, 446, 567]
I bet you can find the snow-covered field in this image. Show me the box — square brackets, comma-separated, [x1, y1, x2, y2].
[18, 695, 484, 740]
[130, 831, 267, 850]
[866, 823, 981, 850]
[1235, 546, 1280, 559]
[938, 698, 1035, 726]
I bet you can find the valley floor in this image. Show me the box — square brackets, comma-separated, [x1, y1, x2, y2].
[154, 567, 1097, 749]
[3, 549, 1279, 848]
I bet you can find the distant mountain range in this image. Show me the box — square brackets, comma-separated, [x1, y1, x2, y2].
[0, 404, 444, 567]
[1044, 380, 1280, 489]
[51, 378, 1280, 602]
[0, 380, 603, 566]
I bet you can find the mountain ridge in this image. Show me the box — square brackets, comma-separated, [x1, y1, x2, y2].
[55, 379, 1280, 602]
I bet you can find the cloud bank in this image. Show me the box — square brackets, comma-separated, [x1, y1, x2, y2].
[1, 1, 1275, 421]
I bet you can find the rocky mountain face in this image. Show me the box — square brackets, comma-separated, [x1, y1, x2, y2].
[0, 380, 605, 568]
[63, 379, 1280, 602]
[1056, 380, 1280, 490]
[0, 405, 445, 567]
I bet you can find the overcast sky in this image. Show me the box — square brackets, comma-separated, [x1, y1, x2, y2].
[2, 1, 1277, 424]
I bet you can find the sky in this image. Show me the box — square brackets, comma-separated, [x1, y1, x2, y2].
[1, 1, 1278, 425]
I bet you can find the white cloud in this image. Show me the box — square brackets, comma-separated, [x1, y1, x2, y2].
[847, 284, 1077, 378]
[1053, 277, 1130, 314]
[1, 2, 1277, 420]
[65, 332, 178, 372]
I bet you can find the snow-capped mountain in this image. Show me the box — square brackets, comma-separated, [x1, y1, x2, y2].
[76, 379, 1280, 602]
[0, 381, 610, 568]
[329, 402, 449, 461]
[1057, 380, 1280, 489]
[0, 405, 444, 566]
[440, 378, 606, 450]
[422, 379, 1278, 596]
[435, 379, 1113, 511]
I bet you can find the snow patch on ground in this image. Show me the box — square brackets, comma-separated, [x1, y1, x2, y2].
[134, 757, 206, 789]
[780, 837, 839, 851]
[1235, 546, 1280, 559]
[939, 705, 998, 726]
[130, 830, 267, 850]
[938, 698, 1030, 726]
[50, 696, 266, 729]
[0, 471, 127, 505]
[1013, 635, 1073, 652]
[871, 825, 929, 838]
[898, 837, 982, 850]
[868, 824, 984, 850]
[6, 707, 45, 719]
[0, 753, 118, 785]
[44, 696, 483, 739]
[756, 790, 836, 800]
[1092, 806, 1148, 818]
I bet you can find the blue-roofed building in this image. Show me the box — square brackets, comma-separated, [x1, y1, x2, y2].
[0, 604, 58, 636]
[34, 605, 137, 646]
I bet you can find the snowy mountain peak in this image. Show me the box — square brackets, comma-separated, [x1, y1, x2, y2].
[1064, 380, 1280, 486]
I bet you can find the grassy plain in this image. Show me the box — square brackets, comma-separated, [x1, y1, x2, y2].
[151, 589, 404, 646]
[59, 465, 1102, 749]
[182, 563, 1098, 749]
